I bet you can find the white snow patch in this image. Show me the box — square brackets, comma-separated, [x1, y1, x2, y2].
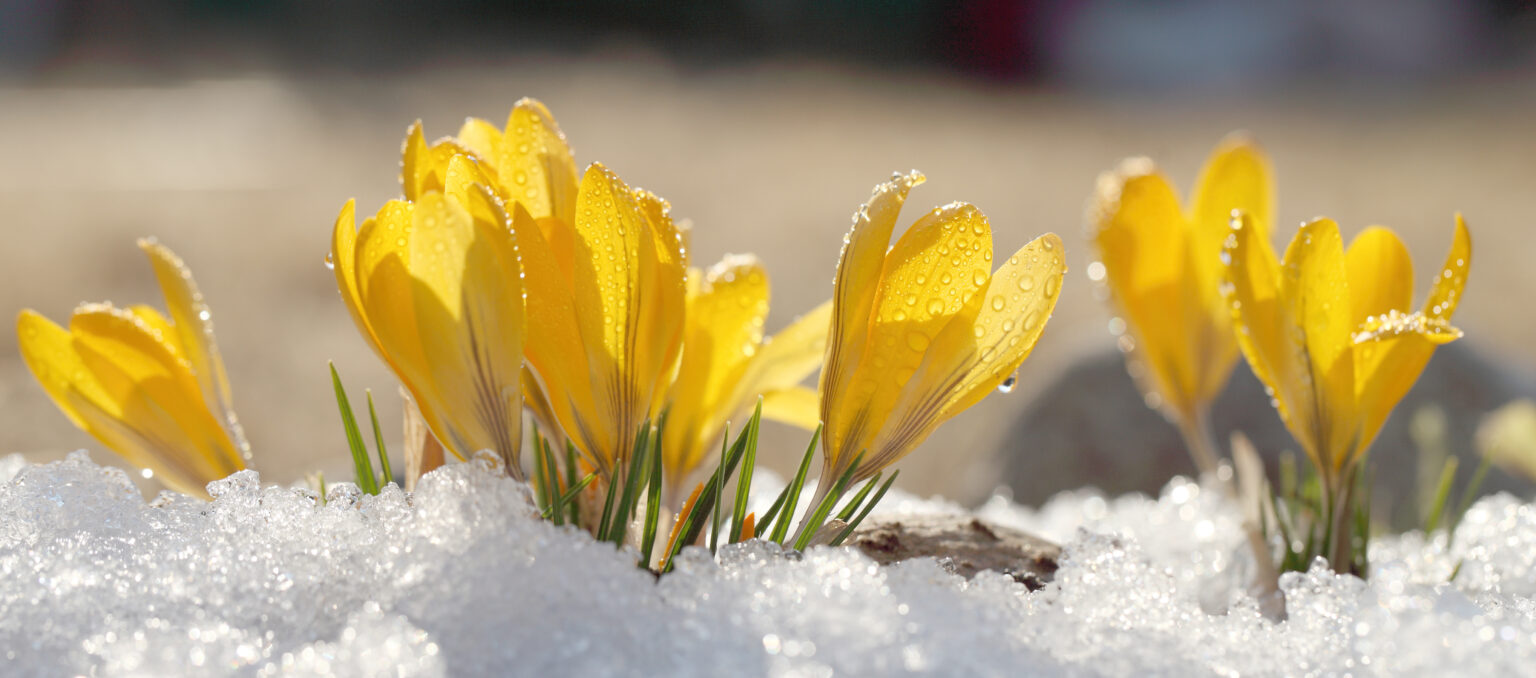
[2, 451, 1535, 676]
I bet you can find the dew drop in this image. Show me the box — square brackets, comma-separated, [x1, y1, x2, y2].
[906, 333, 930, 352]
[1043, 276, 1059, 297]
[940, 272, 952, 285]
[990, 296, 1005, 311]
[972, 270, 987, 287]
[997, 374, 1017, 393]
[323, 251, 336, 270]
[926, 299, 945, 315]
[1018, 277, 1035, 292]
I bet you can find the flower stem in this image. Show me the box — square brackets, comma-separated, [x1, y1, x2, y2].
[1177, 404, 1223, 479]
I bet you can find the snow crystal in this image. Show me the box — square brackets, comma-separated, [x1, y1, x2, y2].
[3, 450, 1536, 676]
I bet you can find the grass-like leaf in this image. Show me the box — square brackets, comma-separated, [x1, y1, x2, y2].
[729, 400, 764, 544]
[365, 389, 392, 487]
[640, 413, 666, 567]
[755, 483, 790, 539]
[541, 471, 597, 521]
[608, 422, 653, 546]
[792, 450, 865, 551]
[709, 423, 730, 554]
[531, 427, 555, 520]
[1423, 456, 1459, 533]
[662, 423, 757, 570]
[835, 472, 882, 522]
[330, 362, 378, 495]
[831, 470, 898, 546]
[768, 424, 821, 544]
[564, 440, 582, 526]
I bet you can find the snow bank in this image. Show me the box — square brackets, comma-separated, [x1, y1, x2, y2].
[2, 451, 1535, 676]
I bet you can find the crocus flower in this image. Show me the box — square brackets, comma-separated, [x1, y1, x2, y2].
[818, 171, 1066, 490]
[511, 164, 687, 476]
[1090, 136, 1273, 472]
[1223, 213, 1471, 482]
[331, 156, 527, 476]
[399, 100, 686, 479]
[16, 240, 249, 498]
[662, 254, 832, 489]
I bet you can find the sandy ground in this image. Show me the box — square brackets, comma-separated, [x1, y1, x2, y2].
[3, 55, 1533, 501]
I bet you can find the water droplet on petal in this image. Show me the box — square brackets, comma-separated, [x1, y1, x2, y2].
[997, 374, 1017, 393]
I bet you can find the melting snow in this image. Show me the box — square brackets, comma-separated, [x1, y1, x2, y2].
[2, 451, 1535, 676]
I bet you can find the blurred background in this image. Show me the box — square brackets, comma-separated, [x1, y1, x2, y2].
[2, 0, 1535, 518]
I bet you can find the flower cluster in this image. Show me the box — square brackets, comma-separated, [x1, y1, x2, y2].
[15, 102, 1475, 580]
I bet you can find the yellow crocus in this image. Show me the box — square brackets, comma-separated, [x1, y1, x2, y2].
[662, 254, 832, 489]
[16, 240, 249, 498]
[512, 164, 687, 476]
[331, 155, 527, 476]
[817, 171, 1067, 491]
[1090, 136, 1273, 472]
[397, 99, 685, 478]
[1223, 213, 1471, 483]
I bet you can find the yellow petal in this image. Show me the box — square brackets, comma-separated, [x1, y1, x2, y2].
[138, 238, 248, 459]
[742, 299, 832, 397]
[1344, 226, 1413, 329]
[1423, 214, 1471, 322]
[866, 232, 1066, 475]
[511, 204, 595, 462]
[127, 305, 181, 360]
[759, 386, 821, 430]
[1091, 163, 1208, 416]
[837, 202, 993, 465]
[401, 121, 478, 202]
[455, 117, 504, 167]
[632, 186, 689, 416]
[357, 191, 525, 471]
[664, 256, 769, 479]
[18, 310, 227, 497]
[1225, 212, 1322, 468]
[1352, 217, 1472, 455]
[498, 98, 579, 225]
[569, 163, 650, 467]
[1191, 134, 1274, 241]
[75, 307, 242, 491]
[1282, 218, 1358, 471]
[936, 232, 1065, 420]
[819, 171, 924, 470]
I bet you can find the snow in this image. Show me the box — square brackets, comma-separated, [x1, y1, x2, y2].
[3, 450, 1536, 677]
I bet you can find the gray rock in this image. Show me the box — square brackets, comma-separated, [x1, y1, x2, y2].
[849, 515, 1060, 590]
[1000, 342, 1536, 528]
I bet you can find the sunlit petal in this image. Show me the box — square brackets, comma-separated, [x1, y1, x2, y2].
[1225, 212, 1322, 467]
[838, 202, 993, 464]
[759, 386, 820, 430]
[1344, 227, 1413, 329]
[1092, 162, 1205, 416]
[1282, 218, 1357, 471]
[138, 238, 248, 458]
[1352, 217, 1472, 455]
[356, 191, 525, 471]
[819, 171, 924, 469]
[498, 98, 579, 225]
[663, 256, 768, 478]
